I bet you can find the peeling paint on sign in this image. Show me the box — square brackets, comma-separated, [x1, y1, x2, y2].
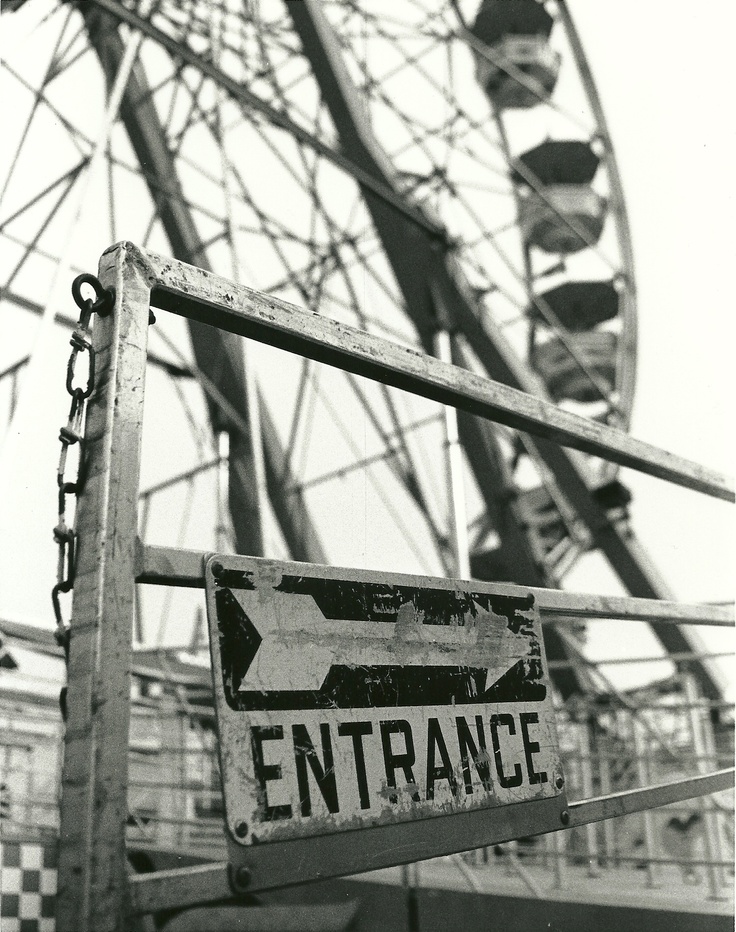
[205, 555, 564, 845]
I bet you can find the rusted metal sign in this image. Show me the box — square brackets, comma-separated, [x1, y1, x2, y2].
[205, 554, 565, 876]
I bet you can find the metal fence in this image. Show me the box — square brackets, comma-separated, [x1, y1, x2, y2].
[28, 242, 734, 929]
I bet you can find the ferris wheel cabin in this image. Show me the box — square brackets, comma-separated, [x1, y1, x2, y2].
[513, 140, 608, 255]
[470, 0, 561, 109]
[526, 280, 620, 405]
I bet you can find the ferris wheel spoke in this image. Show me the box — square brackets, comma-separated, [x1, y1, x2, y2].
[0, 159, 88, 236]
[291, 412, 443, 495]
[1, 62, 94, 160]
[221, 192, 442, 558]
[312, 375, 443, 575]
[0, 235, 86, 288]
[2, 170, 87, 293]
[0, 5, 78, 205]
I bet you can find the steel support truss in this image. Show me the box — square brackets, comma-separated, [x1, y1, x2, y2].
[57, 242, 733, 930]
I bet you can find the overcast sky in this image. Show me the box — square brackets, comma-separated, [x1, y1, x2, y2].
[562, 0, 734, 691]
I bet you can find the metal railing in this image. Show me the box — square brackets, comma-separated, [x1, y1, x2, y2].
[44, 243, 733, 929]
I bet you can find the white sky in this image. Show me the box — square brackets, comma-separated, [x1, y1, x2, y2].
[0, 1, 733, 695]
[562, 0, 734, 692]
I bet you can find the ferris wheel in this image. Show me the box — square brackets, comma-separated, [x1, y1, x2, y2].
[0, 0, 721, 700]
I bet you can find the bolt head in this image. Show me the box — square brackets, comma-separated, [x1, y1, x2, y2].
[211, 561, 224, 580]
[234, 820, 248, 838]
[555, 776, 564, 790]
[234, 866, 251, 889]
[560, 809, 570, 826]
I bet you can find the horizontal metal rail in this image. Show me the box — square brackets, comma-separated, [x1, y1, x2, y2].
[136, 540, 205, 588]
[568, 768, 735, 827]
[532, 588, 734, 626]
[496, 850, 736, 870]
[549, 650, 734, 668]
[129, 862, 232, 917]
[135, 542, 735, 628]
[126, 812, 224, 829]
[128, 245, 734, 502]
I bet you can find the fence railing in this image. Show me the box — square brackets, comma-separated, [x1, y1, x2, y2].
[51, 243, 733, 929]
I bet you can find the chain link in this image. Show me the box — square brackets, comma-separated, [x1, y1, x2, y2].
[52, 274, 114, 666]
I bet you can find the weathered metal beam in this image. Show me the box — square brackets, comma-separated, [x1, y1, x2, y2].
[231, 793, 565, 894]
[56, 243, 150, 931]
[139, 250, 733, 503]
[135, 543, 734, 627]
[535, 588, 734, 626]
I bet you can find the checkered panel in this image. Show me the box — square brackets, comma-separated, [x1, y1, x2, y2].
[0, 840, 57, 932]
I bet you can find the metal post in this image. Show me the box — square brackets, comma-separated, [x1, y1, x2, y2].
[551, 827, 567, 888]
[402, 862, 420, 932]
[599, 742, 616, 867]
[157, 702, 178, 851]
[633, 718, 659, 888]
[215, 430, 232, 551]
[684, 673, 724, 899]
[699, 688, 729, 886]
[432, 327, 470, 580]
[56, 243, 151, 932]
[505, 839, 519, 877]
[580, 717, 601, 876]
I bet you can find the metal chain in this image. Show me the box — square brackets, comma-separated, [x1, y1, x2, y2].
[52, 274, 114, 668]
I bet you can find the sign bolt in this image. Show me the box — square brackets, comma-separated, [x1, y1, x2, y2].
[232, 866, 251, 890]
[555, 776, 564, 790]
[234, 820, 248, 838]
[560, 809, 570, 826]
[211, 561, 224, 580]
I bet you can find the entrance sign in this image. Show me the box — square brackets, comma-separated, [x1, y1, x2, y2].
[205, 554, 565, 857]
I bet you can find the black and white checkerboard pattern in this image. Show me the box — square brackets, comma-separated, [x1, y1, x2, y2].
[0, 838, 57, 932]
